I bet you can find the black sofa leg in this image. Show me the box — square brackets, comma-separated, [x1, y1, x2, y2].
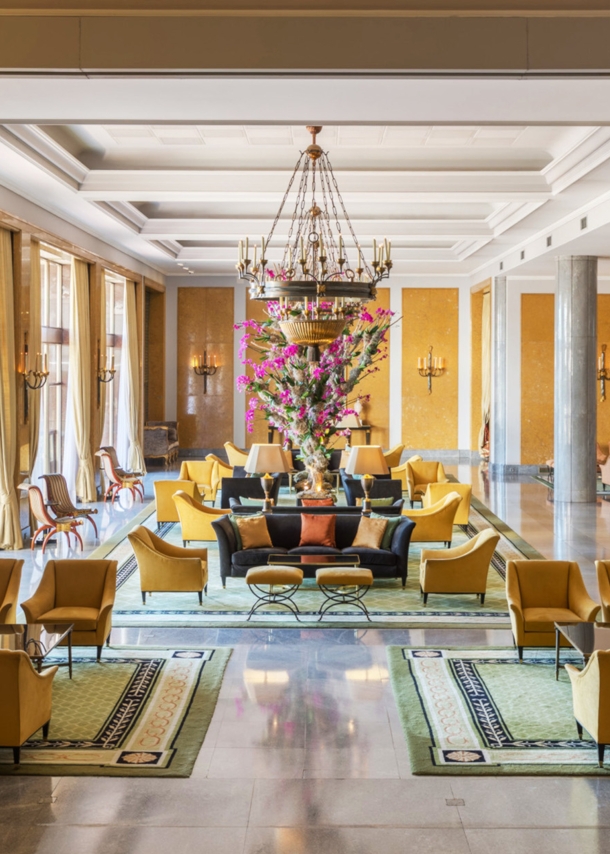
[599, 743, 606, 767]
[13, 746, 20, 765]
[42, 720, 50, 739]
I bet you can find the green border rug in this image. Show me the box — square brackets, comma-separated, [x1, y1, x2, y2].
[0, 646, 231, 777]
[387, 645, 610, 776]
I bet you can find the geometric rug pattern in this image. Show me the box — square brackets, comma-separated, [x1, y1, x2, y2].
[387, 646, 610, 776]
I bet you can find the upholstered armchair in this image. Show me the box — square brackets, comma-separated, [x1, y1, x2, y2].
[21, 559, 117, 660]
[153, 479, 201, 525]
[596, 560, 610, 623]
[419, 528, 500, 605]
[179, 460, 218, 503]
[0, 559, 23, 624]
[0, 650, 57, 764]
[406, 492, 462, 546]
[173, 490, 226, 544]
[406, 460, 449, 505]
[340, 474, 401, 507]
[224, 441, 249, 468]
[423, 482, 472, 526]
[383, 444, 405, 469]
[205, 453, 233, 491]
[601, 457, 610, 491]
[566, 650, 610, 767]
[390, 455, 423, 491]
[128, 526, 208, 604]
[506, 560, 600, 661]
[144, 421, 179, 466]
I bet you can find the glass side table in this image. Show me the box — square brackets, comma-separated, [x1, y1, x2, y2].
[0, 623, 73, 678]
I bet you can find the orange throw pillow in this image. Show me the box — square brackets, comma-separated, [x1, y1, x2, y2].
[299, 514, 337, 548]
[351, 516, 387, 549]
[235, 514, 273, 549]
[302, 497, 335, 506]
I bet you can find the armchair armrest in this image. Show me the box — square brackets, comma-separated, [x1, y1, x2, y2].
[569, 567, 601, 621]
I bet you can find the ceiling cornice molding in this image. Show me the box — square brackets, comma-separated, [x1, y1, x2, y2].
[0, 124, 88, 189]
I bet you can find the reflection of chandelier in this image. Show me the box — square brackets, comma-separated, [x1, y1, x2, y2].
[236, 126, 392, 351]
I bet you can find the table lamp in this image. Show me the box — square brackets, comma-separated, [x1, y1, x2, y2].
[244, 443, 291, 512]
[336, 412, 361, 450]
[345, 445, 389, 514]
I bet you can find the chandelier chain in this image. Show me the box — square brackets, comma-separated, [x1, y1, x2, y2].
[266, 151, 306, 249]
[325, 154, 373, 278]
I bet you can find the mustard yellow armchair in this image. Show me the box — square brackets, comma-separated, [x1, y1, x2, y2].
[0, 650, 57, 764]
[179, 460, 217, 503]
[0, 559, 23, 624]
[506, 560, 600, 662]
[383, 444, 405, 469]
[205, 453, 233, 493]
[154, 479, 201, 524]
[406, 460, 449, 505]
[224, 441, 249, 468]
[566, 650, 610, 767]
[405, 492, 462, 546]
[21, 559, 117, 660]
[173, 490, 226, 544]
[424, 482, 472, 526]
[128, 526, 208, 605]
[390, 455, 423, 491]
[596, 560, 610, 623]
[419, 528, 500, 605]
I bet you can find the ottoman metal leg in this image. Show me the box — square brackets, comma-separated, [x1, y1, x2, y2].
[246, 583, 302, 621]
[317, 584, 372, 622]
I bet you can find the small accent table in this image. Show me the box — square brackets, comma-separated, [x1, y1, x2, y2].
[0, 623, 74, 678]
[554, 621, 610, 680]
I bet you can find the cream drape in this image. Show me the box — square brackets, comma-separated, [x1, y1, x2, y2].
[98, 269, 107, 440]
[28, 238, 41, 475]
[478, 290, 492, 453]
[0, 229, 23, 549]
[124, 280, 146, 473]
[69, 258, 96, 501]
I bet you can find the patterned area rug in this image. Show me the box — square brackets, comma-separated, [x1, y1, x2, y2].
[0, 646, 231, 777]
[102, 501, 534, 629]
[387, 646, 610, 776]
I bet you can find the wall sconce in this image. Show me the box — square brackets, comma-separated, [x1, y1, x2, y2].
[96, 339, 116, 407]
[599, 344, 609, 403]
[417, 345, 445, 394]
[192, 350, 218, 394]
[21, 332, 49, 423]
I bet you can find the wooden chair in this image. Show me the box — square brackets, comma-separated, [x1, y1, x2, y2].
[39, 473, 99, 537]
[95, 450, 144, 503]
[20, 485, 83, 555]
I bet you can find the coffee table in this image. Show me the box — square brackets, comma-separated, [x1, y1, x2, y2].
[268, 554, 360, 579]
[554, 621, 610, 680]
[0, 623, 73, 678]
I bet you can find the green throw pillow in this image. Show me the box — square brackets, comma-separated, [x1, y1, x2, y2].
[370, 497, 394, 507]
[239, 496, 264, 506]
[371, 512, 401, 549]
[228, 514, 244, 549]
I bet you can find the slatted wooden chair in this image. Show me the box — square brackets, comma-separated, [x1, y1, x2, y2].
[95, 450, 144, 504]
[20, 484, 83, 554]
[99, 445, 144, 478]
[39, 473, 99, 537]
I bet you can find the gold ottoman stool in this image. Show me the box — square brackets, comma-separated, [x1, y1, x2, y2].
[246, 566, 304, 621]
[315, 568, 374, 622]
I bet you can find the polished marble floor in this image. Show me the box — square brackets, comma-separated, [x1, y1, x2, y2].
[3, 464, 610, 853]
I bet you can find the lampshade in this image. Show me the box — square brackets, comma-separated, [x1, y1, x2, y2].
[344, 445, 389, 476]
[245, 443, 291, 474]
[336, 413, 361, 429]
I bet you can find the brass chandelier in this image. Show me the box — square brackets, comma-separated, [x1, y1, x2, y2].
[236, 126, 392, 351]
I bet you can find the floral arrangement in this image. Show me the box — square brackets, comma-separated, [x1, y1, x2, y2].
[235, 300, 394, 495]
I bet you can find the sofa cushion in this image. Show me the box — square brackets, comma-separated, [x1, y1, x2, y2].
[235, 514, 273, 549]
[371, 512, 402, 549]
[523, 607, 580, 633]
[299, 514, 337, 548]
[302, 497, 335, 506]
[351, 516, 387, 549]
[288, 546, 342, 556]
[232, 547, 288, 569]
[39, 606, 100, 631]
[341, 547, 396, 567]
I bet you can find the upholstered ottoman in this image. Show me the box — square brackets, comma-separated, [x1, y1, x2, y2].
[315, 567, 374, 622]
[245, 566, 304, 621]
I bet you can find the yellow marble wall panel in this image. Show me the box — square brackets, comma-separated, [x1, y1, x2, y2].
[146, 288, 166, 422]
[521, 293, 554, 465]
[470, 290, 484, 451]
[401, 288, 459, 450]
[597, 295, 610, 448]
[177, 287, 234, 449]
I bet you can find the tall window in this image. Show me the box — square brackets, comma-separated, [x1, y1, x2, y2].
[101, 275, 125, 448]
[38, 245, 71, 474]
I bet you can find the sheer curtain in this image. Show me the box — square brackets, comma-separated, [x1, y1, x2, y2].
[98, 270, 107, 440]
[0, 229, 23, 549]
[479, 290, 492, 453]
[117, 280, 145, 473]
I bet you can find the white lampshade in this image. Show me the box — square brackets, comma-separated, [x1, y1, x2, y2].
[245, 443, 291, 474]
[344, 445, 389, 476]
[336, 413, 361, 429]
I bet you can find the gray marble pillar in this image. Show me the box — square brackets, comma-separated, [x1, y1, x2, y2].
[489, 276, 507, 475]
[554, 256, 598, 503]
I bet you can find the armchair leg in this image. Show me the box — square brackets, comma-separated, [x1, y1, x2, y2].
[96, 645, 103, 662]
[141, 592, 147, 604]
[198, 590, 203, 605]
[446, 541, 451, 548]
[42, 720, 50, 739]
[518, 646, 523, 663]
[205, 584, 208, 595]
[480, 593, 486, 605]
[599, 743, 606, 767]
[576, 719, 583, 739]
[423, 592, 428, 605]
[13, 747, 20, 765]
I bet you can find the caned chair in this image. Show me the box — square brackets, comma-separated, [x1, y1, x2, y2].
[224, 442, 249, 468]
[128, 526, 208, 605]
[153, 479, 201, 525]
[0, 559, 23, 624]
[179, 460, 218, 503]
[21, 559, 117, 660]
[423, 482, 472, 526]
[39, 473, 99, 537]
[419, 528, 500, 605]
[406, 492, 462, 547]
[173, 490, 226, 544]
[405, 460, 449, 506]
[383, 444, 405, 469]
[566, 650, 610, 767]
[390, 455, 423, 491]
[95, 449, 144, 503]
[0, 650, 57, 764]
[596, 560, 610, 623]
[506, 560, 600, 661]
[21, 484, 83, 555]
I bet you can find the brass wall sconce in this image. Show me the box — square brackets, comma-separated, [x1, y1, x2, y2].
[192, 350, 218, 394]
[96, 339, 116, 407]
[417, 345, 445, 394]
[21, 332, 49, 422]
[599, 344, 609, 402]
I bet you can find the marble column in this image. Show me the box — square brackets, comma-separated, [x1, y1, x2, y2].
[489, 276, 507, 475]
[554, 256, 597, 503]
